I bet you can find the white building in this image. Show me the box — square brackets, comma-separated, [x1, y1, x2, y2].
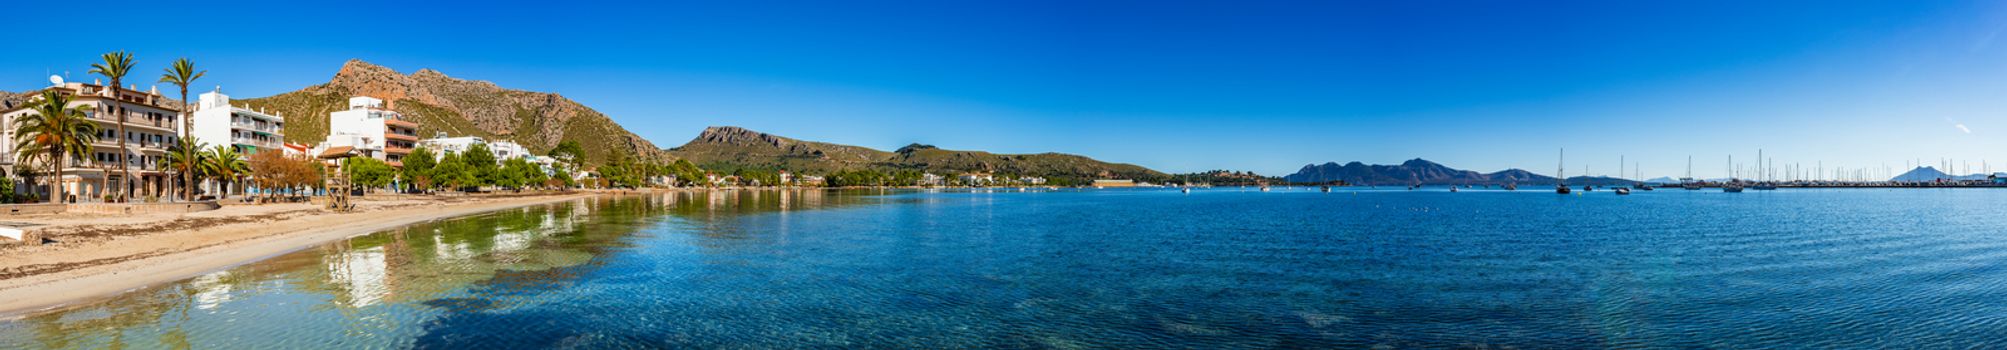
[1, 81, 182, 201]
[323, 97, 419, 167]
[416, 135, 533, 162]
[191, 88, 285, 154]
[958, 173, 995, 186]
[490, 140, 529, 160]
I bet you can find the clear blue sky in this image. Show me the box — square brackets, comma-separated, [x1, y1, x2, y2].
[7, 1, 2007, 179]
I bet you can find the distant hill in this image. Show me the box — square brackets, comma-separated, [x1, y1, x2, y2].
[1891, 167, 1951, 182]
[1643, 176, 1681, 184]
[237, 59, 664, 165]
[1889, 167, 1996, 182]
[1282, 159, 1637, 186]
[667, 126, 1168, 181]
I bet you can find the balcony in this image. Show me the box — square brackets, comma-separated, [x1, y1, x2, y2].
[232, 122, 283, 135]
[70, 160, 162, 172]
[386, 119, 418, 129]
[384, 145, 413, 155]
[385, 133, 418, 141]
[93, 139, 172, 152]
[92, 114, 176, 132]
[233, 137, 283, 150]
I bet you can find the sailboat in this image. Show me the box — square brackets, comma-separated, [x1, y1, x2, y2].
[1682, 156, 1701, 190]
[1556, 149, 1572, 194]
[1632, 162, 1654, 190]
[1615, 156, 1632, 195]
[1723, 154, 1744, 193]
[1752, 149, 1778, 190]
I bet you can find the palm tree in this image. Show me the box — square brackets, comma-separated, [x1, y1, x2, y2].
[159, 58, 204, 202]
[12, 90, 100, 203]
[89, 50, 136, 202]
[201, 146, 247, 198]
[164, 138, 208, 200]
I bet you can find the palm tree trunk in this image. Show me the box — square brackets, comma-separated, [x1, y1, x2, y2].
[49, 151, 63, 204]
[114, 100, 129, 203]
[178, 89, 188, 202]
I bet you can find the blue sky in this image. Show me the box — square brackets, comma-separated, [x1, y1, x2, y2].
[6, 1, 2007, 179]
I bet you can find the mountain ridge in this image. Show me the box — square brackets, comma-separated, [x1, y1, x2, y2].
[667, 126, 1168, 182]
[1282, 159, 1639, 186]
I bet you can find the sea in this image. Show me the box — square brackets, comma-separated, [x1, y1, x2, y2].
[5, 187, 2006, 348]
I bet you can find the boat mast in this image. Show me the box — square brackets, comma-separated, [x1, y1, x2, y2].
[1558, 148, 1565, 184]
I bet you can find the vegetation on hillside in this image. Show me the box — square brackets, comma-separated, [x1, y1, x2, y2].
[667, 127, 1170, 183]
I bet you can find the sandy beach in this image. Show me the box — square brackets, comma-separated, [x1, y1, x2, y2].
[0, 191, 603, 318]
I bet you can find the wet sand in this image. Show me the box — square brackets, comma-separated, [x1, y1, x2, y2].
[0, 192, 602, 318]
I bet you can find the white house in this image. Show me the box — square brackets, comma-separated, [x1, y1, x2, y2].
[958, 173, 995, 186]
[417, 135, 533, 162]
[322, 96, 418, 167]
[191, 88, 285, 155]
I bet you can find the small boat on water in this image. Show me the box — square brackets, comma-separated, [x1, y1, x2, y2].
[1582, 185, 1593, 192]
[1181, 187, 1191, 194]
[1615, 187, 1631, 195]
[1259, 185, 1271, 192]
[1504, 183, 1518, 191]
[1723, 154, 1744, 193]
[1752, 183, 1777, 191]
[1320, 185, 1330, 193]
[1556, 149, 1572, 194]
[1449, 186, 1458, 193]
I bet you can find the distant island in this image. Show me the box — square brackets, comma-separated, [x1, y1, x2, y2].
[1281, 159, 1641, 186]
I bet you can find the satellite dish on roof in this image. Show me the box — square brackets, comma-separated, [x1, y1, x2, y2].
[48, 75, 63, 86]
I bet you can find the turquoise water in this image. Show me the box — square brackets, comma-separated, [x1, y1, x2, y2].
[5, 188, 2007, 348]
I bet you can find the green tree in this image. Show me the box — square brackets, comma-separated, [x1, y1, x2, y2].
[164, 138, 208, 199]
[548, 140, 585, 165]
[433, 151, 472, 191]
[201, 146, 248, 197]
[89, 50, 137, 201]
[670, 159, 704, 185]
[12, 90, 99, 203]
[159, 58, 204, 201]
[344, 157, 396, 191]
[402, 147, 437, 192]
[462, 142, 498, 186]
[497, 157, 545, 190]
[550, 167, 576, 188]
[598, 155, 642, 188]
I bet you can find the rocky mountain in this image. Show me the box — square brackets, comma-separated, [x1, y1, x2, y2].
[236, 59, 663, 165]
[1282, 159, 1638, 186]
[0, 90, 26, 109]
[667, 126, 1168, 181]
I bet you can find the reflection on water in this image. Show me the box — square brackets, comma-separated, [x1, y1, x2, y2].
[0, 189, 858, 349]
[13, 188, 2007, 347]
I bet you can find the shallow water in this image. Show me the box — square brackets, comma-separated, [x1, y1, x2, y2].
[5, 188, 2007, 348]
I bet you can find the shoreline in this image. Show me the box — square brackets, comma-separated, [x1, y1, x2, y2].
[0, 191, 608, 318]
